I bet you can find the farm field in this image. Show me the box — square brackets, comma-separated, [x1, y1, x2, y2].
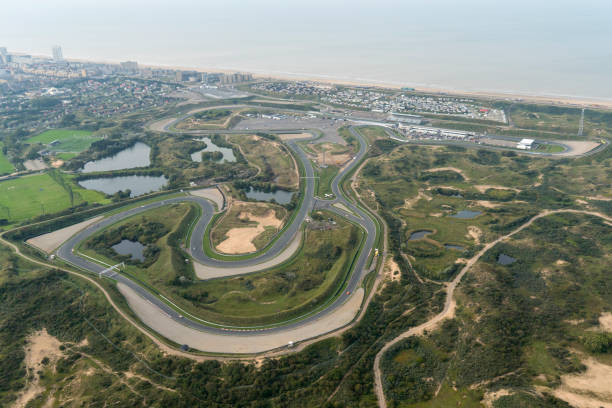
[0, 142, 15, 175]
[26, 129, 100, 154]
[0, 172, 108, 223]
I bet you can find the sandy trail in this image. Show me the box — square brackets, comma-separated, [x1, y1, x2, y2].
[27, 216, 103, 253]
[424, 167, 470, 181]
[119, 283, 364, 354]
[373, 209, 612, 408]
[474, 185, 521, 193]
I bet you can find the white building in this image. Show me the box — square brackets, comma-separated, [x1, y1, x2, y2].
[517, 138, 535, 150]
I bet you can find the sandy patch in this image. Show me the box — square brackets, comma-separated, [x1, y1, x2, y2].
[482, 389, 513, 407]
[194, 231, 302, 279]
[13, 329, 64, 408]
[599, 313, 612, 332]
[576, 199, 588, 205]
[472, 200, 501, 209]
[118, 283, 364, 354]
[467, 226, 482, 244]
[424, 167, 469, 181]
[555, 259, 568, 266]
[402, 190, 432, 209]
[216, 209, 283, 254]
[190, 187, 225, 211]
[51, 160, 64, 168]
[23, 159, 47, 171]
[27, 216, 104, 253]
[474, 185, 521, 193]
[278, 132, 312, 140]
[384, 258, 401, 283]
[551, 358, 612, 407]
[587, 195, 612, 201]
[558, 141, 602, 157]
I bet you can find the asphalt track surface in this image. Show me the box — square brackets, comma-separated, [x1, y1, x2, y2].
[57, 125, 377, 338]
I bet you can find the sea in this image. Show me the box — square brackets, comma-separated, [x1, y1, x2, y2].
[3, 0, 612, 101]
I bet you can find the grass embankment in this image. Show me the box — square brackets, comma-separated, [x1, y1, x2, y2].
[210, 201, 288, 253]
[83, 205, 361, 327]
[0, 172, 108, 224]
[0, 142, 15, 175]
[26, 129, 100, 154]
[227, 134, 298, 189]
[315, 165, 339, 198]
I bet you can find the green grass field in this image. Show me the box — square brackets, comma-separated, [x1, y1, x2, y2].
[26, 129, 100, 154]
[0, 142, 15, 175]
[0, 173, 108, 223]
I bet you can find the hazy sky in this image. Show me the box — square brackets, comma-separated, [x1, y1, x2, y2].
[3, 0, 612, 99]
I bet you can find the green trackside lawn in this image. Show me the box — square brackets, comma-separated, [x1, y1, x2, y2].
[26, 129, 100, 153]
[0, 173, 108, 223]
[0, 142, 15, 175]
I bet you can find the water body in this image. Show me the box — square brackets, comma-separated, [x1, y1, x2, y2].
[191, 137, 236, 163]
[409, 230, 433, 241]
[451, 210, 482, 219]
[81, 143, 151, 173]
[245, 187, 293, 204]
[445, 244, 465, 251]
[5, 2, 612, 101]
[112, 239, 146, 262]
[498, 254, 517, 265]
[78, 175, 167, 197]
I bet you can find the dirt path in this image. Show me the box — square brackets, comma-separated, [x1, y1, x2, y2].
[373, 209, 612, 408]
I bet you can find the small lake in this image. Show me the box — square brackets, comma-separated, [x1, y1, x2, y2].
[82, 142, 151, 173]
[409, 230, 433, 241]
[498, 254, 517, 265]
[445, 244, 465, 251]
[245, 187, 294, 204]
[451, 210, 482, 219]
[191, 137, 236, 163]
[78, 175, 168, 197]
[112, 239, 146, 262]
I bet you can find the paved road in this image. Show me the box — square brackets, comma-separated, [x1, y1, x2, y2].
[57, 125, 378, 341]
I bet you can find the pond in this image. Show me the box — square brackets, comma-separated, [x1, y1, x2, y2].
[191, 137, 236, 163]
[112, 239, 146, 262]
[245, 187, 294, 205]
[78, 175, 168, 197]
[408, 230, 433, 241]
[451, 210, 482, 219]
[444, 244, 465, 251]
[82, 142, 151, 173]
[497, 254, 517, 265]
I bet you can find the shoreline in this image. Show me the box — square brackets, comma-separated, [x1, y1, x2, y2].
[14, 52, 612, 109]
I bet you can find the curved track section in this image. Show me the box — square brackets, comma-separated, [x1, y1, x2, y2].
[56, 126, 378, 352]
